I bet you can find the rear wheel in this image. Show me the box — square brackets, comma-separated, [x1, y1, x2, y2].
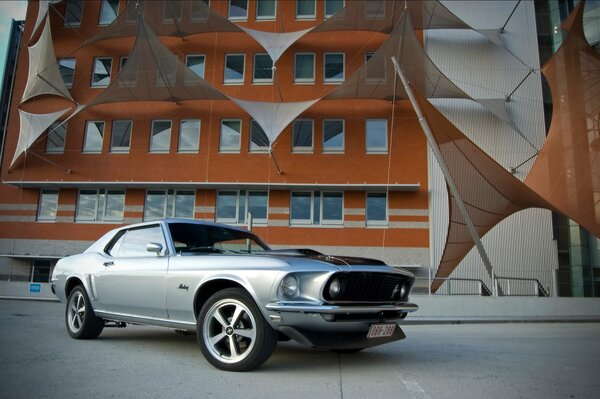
[66, 285, 104, 339]
[197, 288, 277, 371]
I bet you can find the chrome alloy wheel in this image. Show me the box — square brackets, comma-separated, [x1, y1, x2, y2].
[202, 298, 257, 364]
[67, 290, 86, 334]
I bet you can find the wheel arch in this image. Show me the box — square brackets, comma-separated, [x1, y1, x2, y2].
[65, 276, 85, 299]
[193, 278, 256, 321]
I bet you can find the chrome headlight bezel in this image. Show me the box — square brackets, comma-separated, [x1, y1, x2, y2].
[279, 275, 299, 299]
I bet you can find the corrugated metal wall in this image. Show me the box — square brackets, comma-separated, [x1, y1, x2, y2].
[426, 1, 559, 295]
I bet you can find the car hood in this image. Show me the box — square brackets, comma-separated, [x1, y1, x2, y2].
[259, 248, 387, 267]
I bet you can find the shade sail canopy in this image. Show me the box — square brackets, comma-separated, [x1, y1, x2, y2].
[30, 0, 61, 43]
[239, 26, 312, 65]
[11, 107, 72, 168]
[22, 14, 74, 103]
[525, 1, 600, 239]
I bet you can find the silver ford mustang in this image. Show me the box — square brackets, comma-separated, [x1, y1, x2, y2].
[51, 219, 418, 371]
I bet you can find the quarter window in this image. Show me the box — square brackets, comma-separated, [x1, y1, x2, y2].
[91, 57, 112, 87]
[224, 54, 245, 84]
[46, 122, 67, 154]
[144, 190, 195, 221]
[76, 189, 125, 222]
[58, 58, 76, 88]
[228, 0, 248, 20]
[110, 120, 132, 153]
[324, 53, 344, 83]
[216, 191, 268, 224]
[37, 189, 59, 221]
[65, 0, 83, 27]
[323, 119, 344, 152]
[99, 0, 119, 25]
[83, 121, 104, 153]
[366, 193, 387, 226]
[292, 119, 313, 152]
[250, 120, 269, 152]
[150, 120, 172, 153]
[366, 119, 388, 153]
[178, 119, 201, 153]
[220, 119, 242, 152]
[290, 191, 343, 225]
[296, 0, 315, 19]
[256, 0, 276, 20]
[294, 53, 315, 83]
[253, 54, 273, 83]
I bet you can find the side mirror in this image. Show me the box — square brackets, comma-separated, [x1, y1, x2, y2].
[146, 242, 164, 256]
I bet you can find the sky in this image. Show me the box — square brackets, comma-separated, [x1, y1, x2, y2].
[0, 1, 28, 92]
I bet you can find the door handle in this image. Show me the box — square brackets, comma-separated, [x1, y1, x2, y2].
[103, 261, 114, 267]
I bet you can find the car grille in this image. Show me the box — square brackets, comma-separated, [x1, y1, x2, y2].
[323, 272, 413, 303]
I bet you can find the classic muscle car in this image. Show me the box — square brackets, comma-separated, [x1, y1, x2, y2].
[51, 219, 418, 371]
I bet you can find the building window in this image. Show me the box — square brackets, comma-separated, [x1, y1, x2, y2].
[323, 119, 344, 152]
[30, 260, 55, 283]
[91, 57, 112, 87]
[46, 122, 67, 154]
[65, 0, 83, 27]
[290, 191, 343, 225]
[83, 121, 104, 153]
[224, 54, 245, 84]
[253, 54, 273, 83]
[292, 119, 313, 153]
[365, 52, 385, 81]
[76, 189, 125, 222]
[365, 0, 385, 18]
[294, 53, 315, 83]
[191, 0, 211, 21]
[220, 119, 242, 152]
[324, 53, 344, 83]
[163, 0, 182, 23]
[37, 189, 59, 221]
[99, 0, 119, 25]
[256, 0, 276, 20]
[186, 54, 205, 79]
[120, 56, 128, 70]
[144, 190, 195, 220]
[58, 58, 75, 88]
[366, 119, 387, 153]
[110, 120, 132, 153]
[150, 120, 172, 153]
[228, 0, 248, 20]
[296, 0, 315, 19]
[250, 120, 269, 152]
[178, 119, 201, 153]
[216, 190, 268, 224]
[366, 193, 387, 226]
[324, 0, 344, 18]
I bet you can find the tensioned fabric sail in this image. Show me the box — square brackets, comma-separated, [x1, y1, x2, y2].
[410, 90, 554, 293]
[525, 0, 600, 239]
[238, 26, 312, 65]
[22, 14, 74, 103]
[30, 0, 61, 43]
[11, 107, 73, 168]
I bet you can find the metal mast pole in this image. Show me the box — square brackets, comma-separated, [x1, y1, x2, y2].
[391, 57, 497, 296]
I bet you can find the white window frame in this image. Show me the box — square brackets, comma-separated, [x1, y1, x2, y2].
[37, 189, 59, 222]
[58, 58, 76, 88]
[228, 0, 248, 21]
[91, 57, 112, 88]
[322, 119, 345, 153]
[64, 0, 83, 27]
[365, 51, 387, 82]
[215, 190, 268, 225]
[323, 52, 345, 84]
[249, 120, 270, 153]
[83, 121, 105, 153]
[294, 53, 315, 84]
[296, 0, 316, 20]
[219, 119, 242, 153]
[224, 53, 246, 85]
[253, 53, 273, 84]
[365, 119, 388, 153]
[292, 119, 314, 153]
[143, 190, 196, 221]
[98, 0, 119, 25]
[364, 0, 386, 18]
[366, 192, 388, 227]
[290, 191, 343, 226]
[256, 0, 276, 20]
[186, 54, 206, 79]
[75, 189, 125, 223]
[149, 119, 172, 153]
[46, 122, 67, 154]
[110, 120, 133, 153]
[324, 0, 345, 18]
[178, 119, 201, 153]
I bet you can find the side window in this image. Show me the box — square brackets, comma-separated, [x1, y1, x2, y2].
[117, 225, 166, 257]
[106, 230, 126, 257]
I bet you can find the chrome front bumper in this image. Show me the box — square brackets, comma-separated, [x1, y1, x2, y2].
[265, 302, 419, 314]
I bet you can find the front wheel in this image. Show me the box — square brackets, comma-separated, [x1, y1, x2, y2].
[197, 288, 277, 371]
[65, 285, 104, 339]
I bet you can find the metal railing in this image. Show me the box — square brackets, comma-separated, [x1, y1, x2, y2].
[495, 276, 550, 297]
[415, 277, 493, 296]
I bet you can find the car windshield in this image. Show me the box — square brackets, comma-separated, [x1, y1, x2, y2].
[168, 222, 270, 254]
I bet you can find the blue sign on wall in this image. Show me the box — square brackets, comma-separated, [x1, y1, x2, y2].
[29, 283, 42, 294]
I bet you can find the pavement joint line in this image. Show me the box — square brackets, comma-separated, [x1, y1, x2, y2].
[399, 375, 431, 399]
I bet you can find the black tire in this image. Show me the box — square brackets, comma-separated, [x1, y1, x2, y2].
[65, 285, 104, 339]
[197, 288, 277, 371]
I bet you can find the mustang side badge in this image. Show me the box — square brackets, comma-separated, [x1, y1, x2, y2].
[178, 284, 189, 291]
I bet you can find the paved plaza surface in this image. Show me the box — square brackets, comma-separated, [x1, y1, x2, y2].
[0, 299, 598, 399]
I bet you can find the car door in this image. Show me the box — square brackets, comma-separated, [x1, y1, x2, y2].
[93, 224, 168, 319]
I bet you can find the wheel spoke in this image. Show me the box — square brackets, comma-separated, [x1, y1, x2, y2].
[76, 295, 84, 312]
[228, 336, 239, 358]
[234, 328, 255, 340]
[212, 309, 229, 328]
[231, 305, 244, 327]
[210, 332, 227, 346]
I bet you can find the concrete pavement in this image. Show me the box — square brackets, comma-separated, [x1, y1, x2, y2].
[1, 299, 599, 399]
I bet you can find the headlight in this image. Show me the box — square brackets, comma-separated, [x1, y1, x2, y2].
[329, 277, 341, 298]
[280, 275, 299, 299]
[400, 282, 408, 299]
